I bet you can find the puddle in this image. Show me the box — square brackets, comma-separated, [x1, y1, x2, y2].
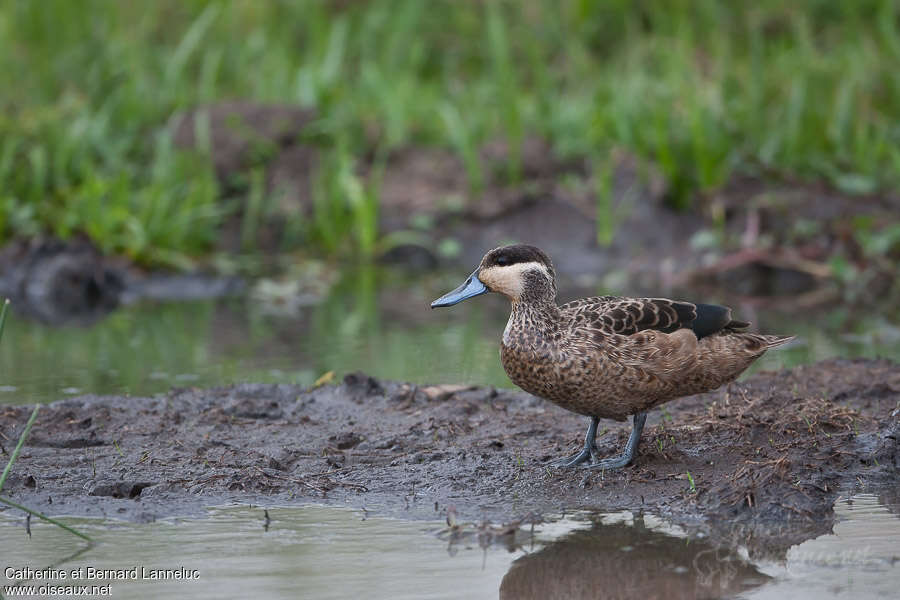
[0, 269, 897, 405]
[1, 506, 525, 600]
[745, 494, 900, 599]
[2, 494, 897, 599]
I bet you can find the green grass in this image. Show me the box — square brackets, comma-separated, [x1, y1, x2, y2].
[588, 1, 900, 205]
[1, 1, 899, 265]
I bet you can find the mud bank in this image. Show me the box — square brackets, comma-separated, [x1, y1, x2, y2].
[0, 236, 243, 324]
[1, 358, 897, 556]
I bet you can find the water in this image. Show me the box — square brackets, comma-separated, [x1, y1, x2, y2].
[1, 495, 897, 599]
[0, 268, 897, 405]
[746, 494, 900, 599]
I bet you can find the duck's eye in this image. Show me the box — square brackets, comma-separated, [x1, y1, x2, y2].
[496, 255, 510, 266]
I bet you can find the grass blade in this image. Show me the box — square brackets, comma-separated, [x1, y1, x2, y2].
[0, 298, 9, 339]
[0, 298, 8, 342]
[0, 405, 39, 494]
[0, 496, 94, 543]
[165, 4, 221, 86]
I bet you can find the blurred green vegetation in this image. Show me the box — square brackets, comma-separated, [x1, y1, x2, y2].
[1, 0, 899, 265]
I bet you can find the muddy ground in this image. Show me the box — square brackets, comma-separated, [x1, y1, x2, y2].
[1, 358, 897, 558]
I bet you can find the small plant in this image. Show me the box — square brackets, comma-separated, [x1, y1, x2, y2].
[309, 147, 381, 258]
[686, 471, 696, 494]
[594, 158, 615, 247]
[803, 415, 815, 434]
[439, 102, 484, 194]
[485, 1, 523, 184]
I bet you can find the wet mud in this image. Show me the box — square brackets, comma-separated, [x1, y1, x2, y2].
[1, 358, 897, 557]
[0, 236, 244, 324]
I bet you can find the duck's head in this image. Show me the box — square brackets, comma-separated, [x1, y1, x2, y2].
[431, 244, 557, 308]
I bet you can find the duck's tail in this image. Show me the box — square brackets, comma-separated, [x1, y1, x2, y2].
[709, 332, 795, 360]
[761, 335, 796, 349]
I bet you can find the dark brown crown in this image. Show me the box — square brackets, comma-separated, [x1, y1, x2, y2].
[482, 244, 554, 272]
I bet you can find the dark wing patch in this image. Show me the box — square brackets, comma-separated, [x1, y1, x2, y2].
[691, 303, 734, 339]
[563, 297, 748, 340]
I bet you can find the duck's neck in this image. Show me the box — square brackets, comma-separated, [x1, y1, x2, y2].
[519, 269, 557, 305]
[504, 298, 560, 346]
[502, 271, 559, 345]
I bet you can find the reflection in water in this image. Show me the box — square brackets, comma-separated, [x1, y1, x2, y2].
[499, 514, 768, 600]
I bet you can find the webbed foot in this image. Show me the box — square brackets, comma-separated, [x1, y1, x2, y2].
[549, 412, 648, 471]
[549, 444, 600, 468]
[584, 452, 633, 470]
[549, 416, 600, 469]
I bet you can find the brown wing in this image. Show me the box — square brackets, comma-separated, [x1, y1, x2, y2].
[560, 296, 748, 339]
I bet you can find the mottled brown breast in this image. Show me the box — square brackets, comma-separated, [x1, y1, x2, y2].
[500, 343, 568, 403]
[500, 340, 633, 420]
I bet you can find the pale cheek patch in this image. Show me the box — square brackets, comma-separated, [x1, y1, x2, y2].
[479, 262, 549, 301]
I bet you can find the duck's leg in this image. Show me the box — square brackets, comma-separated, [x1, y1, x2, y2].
[586, 412, 647, 470]
[549, 417, 600, 468]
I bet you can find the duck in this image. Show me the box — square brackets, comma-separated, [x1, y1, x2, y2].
[431, 244, 793, 470]
[499, 514, 767, 599]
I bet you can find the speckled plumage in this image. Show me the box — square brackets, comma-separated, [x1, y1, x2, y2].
[499, 294, 790, 421]
[433, 244, 794, 468]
